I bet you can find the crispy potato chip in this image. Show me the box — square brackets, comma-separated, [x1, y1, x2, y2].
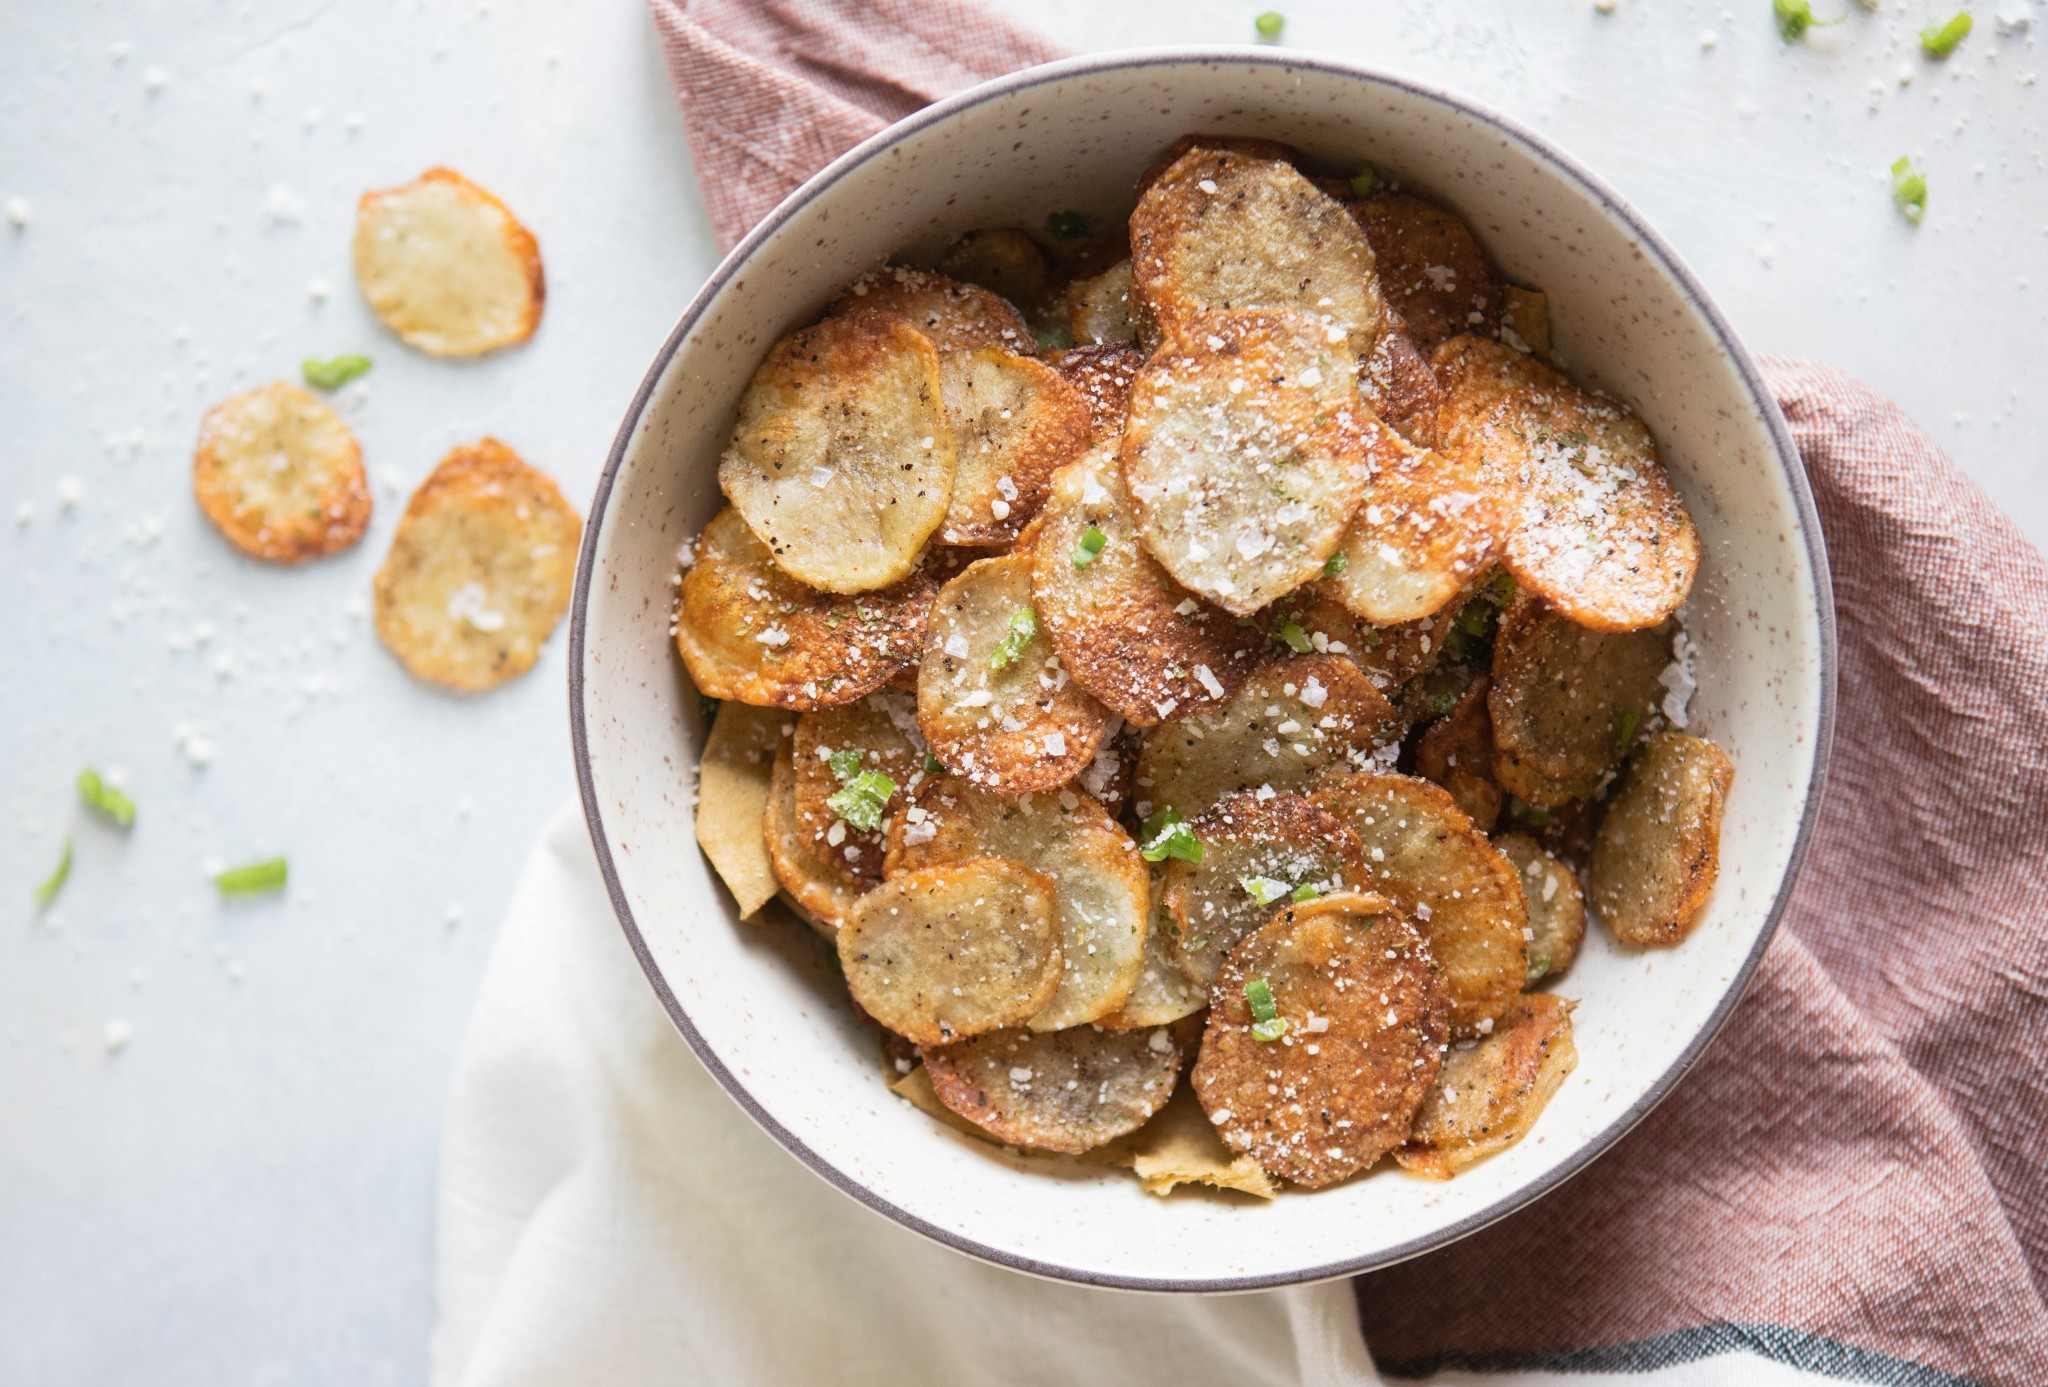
[1066, 259, 1139, 346]
[192, 381, 371, 563]
[917, 553, 1113, 792]
[1589, 732, 1734, 947]
[838, 857, 1063, 1046]
[1164, 791, 1368, 988]
[764, 738, 867, 934]
[938, 230, 1048, 309]
[1310, 773, 1528, 1036]
[791, 691, 927, 885]
[1349, 192, 1503, 355]
[885, 777, 1149, 1031]
[1435, 335, 1700, 631]
[923, 1017, 1200, 1153]
[1029, 443, 1265, 726]
[1121, 310, 1372, 615]
[1413, 676, 1502, 831]
[1131, 149, 1384, 356]
[372, 439, 579, 692]
[828, 264, 1032, 355]
[1095, 895, 1209, 1029]
[1362, 324, 1445, 448]
[1137, 655, 1400, 821]
[1192, 894, 1449, 1188]
[1495, 832, 1587, 984]
[719, 312, 954, 594]
[1051, 342, 1143, 439]
[673, 507, 936, 710]
[1133, 134, 1302, 200]
[1502, 286, 1551, 356]
[353, 167, 544, 357]
[936, 349, 1092, 546]
[1396, 992, 1577, 1179]
[1321, 419, 1497, 625]
[1489, 596, 1674, 807]
[1093, 1085, 1276, 1198]
[694, 702, 788, 917]
[889, 1062, 1003, 1143]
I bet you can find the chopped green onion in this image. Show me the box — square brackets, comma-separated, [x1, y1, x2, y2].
[1072, 527, 1108, 569]
[1614, 710, 1641, 753]
[1254, 11, 1285, 39]
[1348, 162, 1379, 198]
[1484, 571, 1517, 607]
[1505, 797, 1552, 828]
[76, 769, 136, 828]
[1046, 210, 1088, 239]
[301, 354, 373, 390]
[1250, 1017, 1288, 1042]
[828, 749, 863, 781]
[1456, 600, 1493, 639]
[1920, 10, 1971, 55]
[1430, 690, 1460, 717]
[1240, 875, 1290, 906]
[1772, 0, 1839, 41]
[924, 751, 946, 776]
[216, 858, 288, 895]
[1274, 618, 1312, 654]
[1245, 977, 1279, 1022]
[1034, 326, 1073, 353]
[827, 770, 896, 833]
[1139, 806, 1204, 865]
[1321, 550, 1349, 579]
[1290, 882, 1321, 903]
[989, 607, 1038, 671]
[34, 837, 72, 907]
[1891, 157, 1928, 223]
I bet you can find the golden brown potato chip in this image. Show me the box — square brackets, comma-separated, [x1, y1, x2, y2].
[1133, 134, 1302, 200]
[1131, 149, 1384, 356]
[938, 230, 1048, 310]
[1435, 335, 1700, 632]
[1489, 596, 1673, 808]
[1094, 903, 1209, 1029]
[1361, 324, 1445, 449]
[1066, 259, 1139, 346]
[673, 508, 936, 710]
[838, 857, 1063, 1046]
[694, 702, 789, 917]
[1192, 893, 1449, 1188]
[1589, 731, 1734, 947]
[1051, 342, 1143, 439]
[1309, 773, 1528, 1036]
[1029, 443, 1265, 726]
[1396, 992, 1577, 1180]
[353, 167, 544, 357]
[1348, 192, 1503, 355]
[1136, 655, 1401, 822]
[764, 738, 867, 934]
[1094, 1085, 1276, 1198]
[1501, 286, 1551, 356]
[923, 1017, 1200, 1153]
[192, 381, 371, 563]
[1121, 310, 1371, 615]
[791, 691, 928, 885]
[1495, 832, 1587, 984]
[936, 349, 1092, 546]
[718, 312, 954, 594]
[372, 438, 580, 692]
[1321, 419, 1497, 625]
[917, 553, 1113, 792]
[1413, 676, 1502, 832]
[1164, 791, 1368, 988]
[828, 264, 1032, 355]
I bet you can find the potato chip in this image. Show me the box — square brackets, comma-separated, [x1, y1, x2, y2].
[1094, 899, 1209, 1029]
[694, 702, 789, 917]
[1589, 732, 1734, 947]
[718, 312, 954, 594]
[1136, 655, 1400, 821]
[1412, 676, 1502, 831]
[923, 1017, 1200, 1153]
[1121, 311, 1372, 615]
[1320, 419, 1497, 625]
[1361, 323, 1445, 449]
[352, 167, 543, 357]
[1029, 443, 1265, 726]
[1489, 596, 1674, 807]
[791, 691, 927, 885]
[1192, 894, 1449, 1188]
[1495, 832, 1587, 984]
[885, 777, 1149, 1031]
[1309, 773, 1528, 1036]
[1435, 335, 1700, 631]
[1348, 192, 1503, 355]
[838, 857, 1063, 1046]
[673, 507, 936, 710]
[827, 264, 1032, 355]
[889, 1062, 1002, 1143]
[1131, 149, 1384, 356]
[372, 438, 579, 692]
[764, 737, 868, 935]
[192, 381, 371, 563]
[1164, 791, 1367, 988]
[1051, 342, 1143, 439]
[1074, 719, 1138, 822]
[1396, 992, 1577, 1179]
[1133, 134, 1302, 200]
[938, 230, 1048, 310]
[917, 553, 1113, 792]
[1066, 259, 1140, 346]
[936, 349, 1092, 546]
[1501, 286, 1551, 356]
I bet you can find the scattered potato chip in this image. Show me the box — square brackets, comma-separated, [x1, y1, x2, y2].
[1396, 992, 1577, 1180]
[352, 166, 544, 357]
[1093, 1084, 1277, 1198]
[917, 553, 1113, 792]
[838, 857, 1064, 1046]
[923, 1017, 1200, 1153]
[938, 230, 1048, 310]
[764, 737, 868, 934]
[791, 691, 927, 885]
[1310, 773, 1528, 1036]
[1137, 655, 1400, 821]
[1131, 149, 1384, 356]
[1589, 731, 1734, 947]
[936, 349, 1091, 546]
[1192, 894, 1448, 1188]
[1121, 311, 1371, 615]
[1489, 597, 1674, 807]
[191, 381, 372, 563]
[1495, 833, 1587, 984]
[1029, 443, 1264, 726]
[718, 312, 954, 594]
[1066, 259, 1139, 346]
[886, 777, 1149, 1031]
[1133, 134, 1302, 200]
[1321, 419, 1497, 625]
[1164, 791, 1367, 988]
[372, 439, 579, 692]
[1361, 324, 1445, 449]
[1435, 335, 1700, 631]
[1413, 676, 1501, 831]
[694, 702, 788, 917]
[828, 264, 1032, 355]
[1501, 286, 1551, 356]
[673, 507, 937, 710]
[1051, 342, 1143, 439]
[1349, 191, 1503, 355]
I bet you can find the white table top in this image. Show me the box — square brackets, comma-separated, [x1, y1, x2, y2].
[2, 0, 2041, 1379]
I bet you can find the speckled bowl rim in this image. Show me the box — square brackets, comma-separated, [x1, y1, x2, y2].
[569, 46, 1839, 1293]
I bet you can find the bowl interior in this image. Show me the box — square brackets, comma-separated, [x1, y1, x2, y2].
[573, 52, 1831, 1289]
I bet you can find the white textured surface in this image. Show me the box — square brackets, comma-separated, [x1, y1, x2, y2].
[0, 0, 2040, 1382]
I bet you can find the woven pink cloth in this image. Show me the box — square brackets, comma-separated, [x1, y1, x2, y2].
[646, 3, 2048, 1380]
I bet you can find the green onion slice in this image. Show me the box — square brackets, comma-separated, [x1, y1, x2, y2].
[1348, 162, 1378, 198]
[34, 837, 72, 907]
[1321, 550, 1349, 578]
[827, 770, 896, 833]
[1254, 11, 1285, 39]
[924, 751, 946, 776]
[1290, 882, 1321, 903]
[1920, 10, 1971, 55]
[1071, 527, 1108, 569]
[1772, 0, 1839, 40]
[1274, 618, 1312, 654]
[1139, 806, 1205, 865]
[301, 354, 373, 390]
[1250, 1017, 1289, 1043]
[1614, 710, 1641, 753]
[988, 607, 1038, 671]
[1891, 157, 1928, 223]
[828, 749, 863, 781]
[1240, 875, 1289, 907]
[77, 769, 136, 828]
[216, 858, 288, 895]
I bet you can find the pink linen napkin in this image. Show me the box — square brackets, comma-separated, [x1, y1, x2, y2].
[643, 3, 2048, 1380]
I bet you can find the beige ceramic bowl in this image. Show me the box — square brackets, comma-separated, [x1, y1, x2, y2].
[570, 50, 1835, 1290]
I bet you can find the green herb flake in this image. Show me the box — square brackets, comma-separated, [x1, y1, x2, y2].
[1240, 875, 1289, 907]
[1072, 527, 1108, 569]
[1920, 10, 1972, 55]
[924, 751, 946, 776]
[1139, 806, 1205, 865]
[1484, 571, 1517, 607]
[76, 769, 136, 828]
[1891, 157, 1928, 223]
[989, 607, 1038, 671]
[1348, 162, 1379, 198]
[1505, 797, 1553, 828]
[1321, 550, 1349, 579]
[34, 836, 72, 907]
[1046, 210, 1088, 240]
[828, 749, 863, 781]
[1254, 10, 1285, 39]
[216, 858, 289, 895]
[827, 770, 896, 833]
[1290, 882, 1321, 903]
[1772, 0, 1839, 41]
[1614, 710, 1641, 753]
[1274, 618, 1312, 654]
[301, 354, 373, 390]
